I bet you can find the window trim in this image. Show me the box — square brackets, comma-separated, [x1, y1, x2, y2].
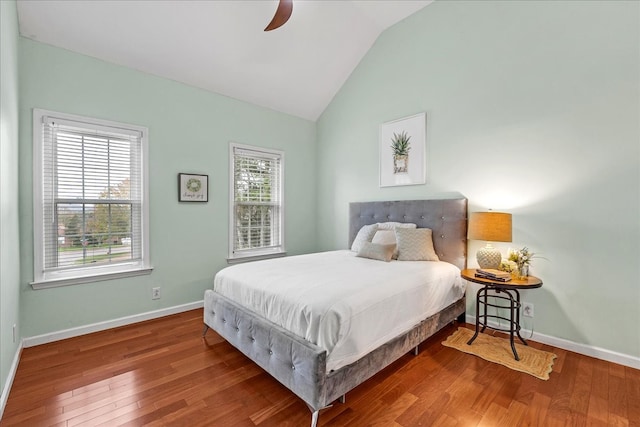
[228, 142, 285, 263]
[31, 108, 152, 289]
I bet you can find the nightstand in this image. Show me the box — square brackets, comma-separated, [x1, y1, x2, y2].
[461, 268, 543, 361]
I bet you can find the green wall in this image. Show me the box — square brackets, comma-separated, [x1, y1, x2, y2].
[4, 0, 639, 383]
[18, 39, 317, 337]
[0, 0, 21, 405]
[317, 0, 640, 358]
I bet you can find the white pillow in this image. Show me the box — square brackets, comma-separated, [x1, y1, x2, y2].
[356, 242, 395, 262]
[351, 224, 378, 252]
[395, 228, 440, 261]
[376, 222, 417, 230]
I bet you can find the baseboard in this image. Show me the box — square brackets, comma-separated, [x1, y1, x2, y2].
[0, 341, 23, 420]
[466, 315, 640, 370]
[23, 300, 204, 348]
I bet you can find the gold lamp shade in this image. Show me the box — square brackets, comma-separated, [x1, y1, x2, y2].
[468, 212, 512, 269]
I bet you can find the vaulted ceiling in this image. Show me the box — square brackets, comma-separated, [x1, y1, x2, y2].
[16, 0, 432, 121]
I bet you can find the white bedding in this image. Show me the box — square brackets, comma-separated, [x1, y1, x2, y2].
[213, 250, 464, 372]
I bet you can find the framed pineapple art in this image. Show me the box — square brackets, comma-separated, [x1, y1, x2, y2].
[379, 112, 426, 187]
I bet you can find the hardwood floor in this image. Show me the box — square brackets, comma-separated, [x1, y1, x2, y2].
[2, 309, 638, 426]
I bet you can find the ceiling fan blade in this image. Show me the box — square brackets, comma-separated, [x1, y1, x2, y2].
[264, 0, 293, 32]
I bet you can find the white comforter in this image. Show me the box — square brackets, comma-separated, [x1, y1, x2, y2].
[214, 250, 464, 372]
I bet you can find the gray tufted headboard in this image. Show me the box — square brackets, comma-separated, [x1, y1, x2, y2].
[349, 198, 468, 270]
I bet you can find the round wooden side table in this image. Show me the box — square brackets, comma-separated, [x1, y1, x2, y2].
[461, 269, 543, 361]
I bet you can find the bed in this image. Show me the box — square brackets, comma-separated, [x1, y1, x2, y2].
[203, 198, 467, 426]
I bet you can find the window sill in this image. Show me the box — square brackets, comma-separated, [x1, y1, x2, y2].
[227, 252, 287, 265]
[31, 266, 154, 290]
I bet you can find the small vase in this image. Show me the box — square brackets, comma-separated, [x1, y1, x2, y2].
[518, 264, 529, 279]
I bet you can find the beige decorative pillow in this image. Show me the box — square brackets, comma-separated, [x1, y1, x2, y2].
[371, 229, 396, 245]
[351, 224, 378, 252]
[372, 230, 399, 258]
[395, 228, 440, 261]
[356, 242, 396, 262]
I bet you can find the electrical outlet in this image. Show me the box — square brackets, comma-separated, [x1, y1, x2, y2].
[523, 302, 534, 318]
[12, 324, 17, 343]
[152, 287, 161, 300]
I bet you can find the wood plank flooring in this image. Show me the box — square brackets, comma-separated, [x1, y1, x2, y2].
[2, 309, 638, 426]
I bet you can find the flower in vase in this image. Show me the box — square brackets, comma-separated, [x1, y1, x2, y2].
[508, 246, 535, 269]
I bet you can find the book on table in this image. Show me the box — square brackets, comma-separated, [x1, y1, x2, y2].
[476, 268, 512, 281]
[475, 273, 511, 282]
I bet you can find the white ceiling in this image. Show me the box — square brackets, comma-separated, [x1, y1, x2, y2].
[16, 0, 432, 121]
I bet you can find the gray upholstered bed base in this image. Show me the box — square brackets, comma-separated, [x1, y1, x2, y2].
[203, 198, 467, 426]
[203, 291, 464, 415]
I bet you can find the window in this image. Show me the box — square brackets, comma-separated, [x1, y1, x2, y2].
[32, 109, 151, 288]
[229, 143, 284, 262]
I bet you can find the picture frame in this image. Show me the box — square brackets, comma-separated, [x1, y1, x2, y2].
[178, 173, 209, 202]
[379, 112, 426, 187]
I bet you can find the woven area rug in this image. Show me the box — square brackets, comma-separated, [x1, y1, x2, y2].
[442, 327, 557, 380]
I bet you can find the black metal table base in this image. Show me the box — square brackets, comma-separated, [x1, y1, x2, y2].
[466, 285, 528, 360]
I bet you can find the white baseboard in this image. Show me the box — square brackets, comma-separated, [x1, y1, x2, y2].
[23, 300, 204, 348]
[0, 341, 23, 420]
[466, 315, 640, 370]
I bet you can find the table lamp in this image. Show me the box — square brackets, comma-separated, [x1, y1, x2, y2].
[468, 211, 512, 269]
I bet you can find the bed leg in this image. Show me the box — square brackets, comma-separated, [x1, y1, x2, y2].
[414, 345, 419, 356]
[339, 394, 346, 404]
[456, 311, 466, 324]
[310, 410, 319, 427]
[202, 325, 209, 337]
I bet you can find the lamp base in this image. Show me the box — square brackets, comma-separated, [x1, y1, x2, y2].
[476, 244, 502, 270]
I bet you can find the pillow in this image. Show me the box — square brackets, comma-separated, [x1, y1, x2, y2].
[376, 222, 417, 230]
[356, 242, 396, 262]
[351, 224, 378, 252]
[371, 229, 399, 258]
[371, 229, 396, 245]
[395, 228, 440, 261]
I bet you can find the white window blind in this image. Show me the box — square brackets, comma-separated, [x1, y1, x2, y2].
[32, 109, 150, 287]
[229, 143, 284, 260]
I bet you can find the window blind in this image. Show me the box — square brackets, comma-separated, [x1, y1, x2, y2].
[231, 145, 283, 257]
[41, 116, 143, 272]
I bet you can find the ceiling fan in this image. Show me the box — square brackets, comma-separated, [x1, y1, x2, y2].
[264, 0, 293, 31]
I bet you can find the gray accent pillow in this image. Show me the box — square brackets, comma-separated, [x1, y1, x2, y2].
[356, 242, 396, 262]
[395, 228, 440, 261]
[350, 224, 378, 252]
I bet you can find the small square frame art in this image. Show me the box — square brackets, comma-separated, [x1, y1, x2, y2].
[178, 173, 209, 202]
[379, 112, 426, 187]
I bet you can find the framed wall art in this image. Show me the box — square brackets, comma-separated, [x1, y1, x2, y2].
[379, 112, 426, 187]
[178, 173, 209, 202]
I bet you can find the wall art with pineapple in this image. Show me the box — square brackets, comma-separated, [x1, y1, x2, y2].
[391, 131, 411, 174]
[379, 113, 426, 187]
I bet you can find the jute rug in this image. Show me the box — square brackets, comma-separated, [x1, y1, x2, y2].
[442, 327, 557, 380]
